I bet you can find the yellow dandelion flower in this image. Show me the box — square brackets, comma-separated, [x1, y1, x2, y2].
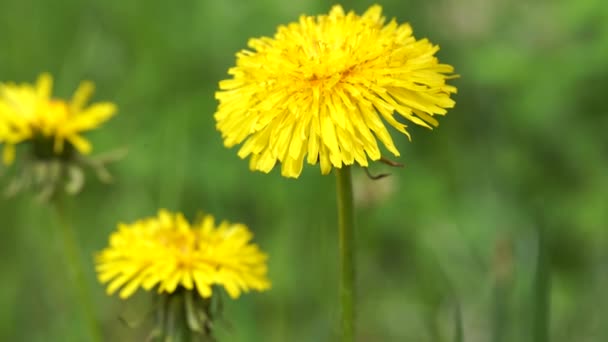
[0, 73, 116, 165]
[215, 4, 457, 178]
[96, 210, 271, 300]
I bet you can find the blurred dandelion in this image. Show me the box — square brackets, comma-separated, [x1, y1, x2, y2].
[0, 72, 121, 342]
[215, 4, 456, 340]
[0, 73, 120, 200]
[0, 72, 115, 164]
[96, 209, 270, 340]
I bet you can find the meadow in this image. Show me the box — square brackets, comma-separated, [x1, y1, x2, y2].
[1, 0, 607, 341]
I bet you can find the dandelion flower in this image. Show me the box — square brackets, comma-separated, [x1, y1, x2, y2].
[0, 73, 116, 165]
[215, 4, 457, 178]
[96, 209, 271, 300]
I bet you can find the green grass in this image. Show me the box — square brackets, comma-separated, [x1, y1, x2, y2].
[1, 0, 608, 341]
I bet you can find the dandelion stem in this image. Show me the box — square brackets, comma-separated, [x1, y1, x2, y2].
[53, 197, 102, 342]
[335, 166, 355, 341]
[165, 292, 189, 342]
[453, 301, 464, 342]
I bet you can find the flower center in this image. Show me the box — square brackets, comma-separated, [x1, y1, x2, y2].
[30, 134, 75, 161]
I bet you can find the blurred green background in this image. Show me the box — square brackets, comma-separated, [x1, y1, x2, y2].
[1, 0, 607, 341]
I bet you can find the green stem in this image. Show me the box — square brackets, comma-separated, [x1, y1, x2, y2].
[335, 166, 355, 341]
[453, 301, 464, 342]
[165, 293, 189, 342]
[533, 224, 550, 342]
[53, 198, 102, 342]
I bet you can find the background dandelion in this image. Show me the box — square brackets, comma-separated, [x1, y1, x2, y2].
[0, 72, 118, 342]
[96, 210, 270, 300]
[1, 0, 607, 341]
[0, 73, 115, 165]
[0, 73, 119, 200]
[96, 209, 270, 339]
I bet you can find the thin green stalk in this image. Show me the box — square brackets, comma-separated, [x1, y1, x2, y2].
[533, 224, 550, 342]
[335, 166, 355, 341]
[453, 301, 464, 342]
[164, 293, 189, 342]
[155, 290, 218, 342]
[54, 198, 101, 342]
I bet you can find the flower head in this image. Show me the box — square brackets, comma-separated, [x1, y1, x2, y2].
[0, 73, 116, 165]
[215, 5, 457, 178]
[96, 210, 271, 300]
